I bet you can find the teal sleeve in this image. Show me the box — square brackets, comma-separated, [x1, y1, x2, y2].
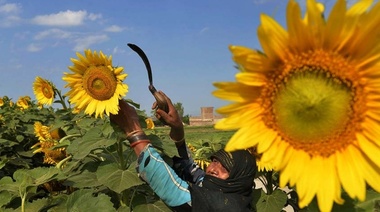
[137, 145, 191, 207]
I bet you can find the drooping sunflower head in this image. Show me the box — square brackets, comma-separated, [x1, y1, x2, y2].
[62, 49, 128, 118]
[34, 121, 52, 142]
[32, 122, 67, 165]
[213, 0, 380, 211]
[16, 96, 31, 110]
[33, 76, 56, 106]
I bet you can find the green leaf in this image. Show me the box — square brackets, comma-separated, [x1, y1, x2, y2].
[16, 135, 24, 142]
[0, 176, 19, 193]
[75, 117, 98, 130]
[67, 127, 116, 160]
[14, 167, 59, 186]
[0, 138, 18, 147]
[96, 162, 143, 193]
[0, 156, 9, 169]
[133, 200, 172, 212]
[24, 197, 50, 212]
[256, 189, 288, 212]
[117, 205, 131, 211]
[0, 191, 14, 207]
[65, 170, 102, 188]
[65, 189, 116, 212]
[132, 193, 171, 212]
[102, 123, 115, 138]
[355, 189, 380, 211]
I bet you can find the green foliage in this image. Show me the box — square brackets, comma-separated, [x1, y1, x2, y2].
[173, 102, 184, 119]
[1, 95, 380, 212]
[0, 97, 170, 211]
[256, 189, 288, 212]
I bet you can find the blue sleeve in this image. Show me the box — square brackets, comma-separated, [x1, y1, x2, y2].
[137, 144, 191, 207]
[172, 156, 205, 185]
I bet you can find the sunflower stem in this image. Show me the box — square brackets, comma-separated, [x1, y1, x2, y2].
[118, 138, 125, 169]
[266, 171, 273, 195]
[128, 186, 138, 208]
[20, 193, 26, 212]
[55, 88, 68, 110]
[59, 134, 81, 144]
[56, 155, 72, 169]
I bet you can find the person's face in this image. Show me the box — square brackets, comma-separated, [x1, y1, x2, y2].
[205, 158, 230, 180]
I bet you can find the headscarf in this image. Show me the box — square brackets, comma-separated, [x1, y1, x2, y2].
[189, 149, 257, 212]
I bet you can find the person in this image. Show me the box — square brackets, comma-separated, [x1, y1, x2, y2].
[110, 91, 257, 212]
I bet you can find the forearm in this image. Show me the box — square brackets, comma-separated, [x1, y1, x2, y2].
[137, 145, 191, 207]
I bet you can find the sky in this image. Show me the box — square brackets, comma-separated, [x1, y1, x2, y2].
[0, 0, 355, 116]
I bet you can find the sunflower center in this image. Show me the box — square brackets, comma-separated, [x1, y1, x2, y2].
[273, 69, 352, 142]
[262, 50, 365, 157]
[82, 66, 117, 101]
[42, 85, 53, 98]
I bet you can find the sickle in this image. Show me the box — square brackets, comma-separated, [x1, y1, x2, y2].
[127, 43, 169, 113]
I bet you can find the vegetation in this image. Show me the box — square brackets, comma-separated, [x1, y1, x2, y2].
[1, 97, 379, 211]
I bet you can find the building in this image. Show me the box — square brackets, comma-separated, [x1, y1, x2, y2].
[189, 107, 224, 126]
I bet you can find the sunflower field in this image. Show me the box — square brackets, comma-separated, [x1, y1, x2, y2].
[1, 84, 379, 212]
[0, 88, 286, 212]
[3, 0, 380, 211]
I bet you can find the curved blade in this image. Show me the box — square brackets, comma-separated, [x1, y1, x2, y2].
[127, 43, 153, 86]
[127, 43, 169, 113]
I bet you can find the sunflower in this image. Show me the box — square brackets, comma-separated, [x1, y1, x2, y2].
[33, 77, 56, 105]
[32, 122, 67, 165]
[62, 49, 128, 118]
[71, 106, 81, 114]
[213, 0, 380, 211]
[16, 96, 31, 110]
[248, 147, 273, 172]
[145, 118, 155, 129]
[194, 159, 210, 171]
[33, 121, 49, 142]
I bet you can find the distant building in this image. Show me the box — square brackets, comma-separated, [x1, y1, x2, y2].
[189, 107, 224, 126]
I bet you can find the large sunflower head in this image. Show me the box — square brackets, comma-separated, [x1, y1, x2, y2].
[62, 49, 128, 118]
[33, 76, 56, 106]
[247, 147, 273, 172]
[0, 97, 4, 107]
[213, 0, 380, 211]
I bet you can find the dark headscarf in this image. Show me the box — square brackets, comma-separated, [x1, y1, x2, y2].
[189, 149, 257, 212]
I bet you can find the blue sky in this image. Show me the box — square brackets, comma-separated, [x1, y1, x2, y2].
[0, 0, 347, 116]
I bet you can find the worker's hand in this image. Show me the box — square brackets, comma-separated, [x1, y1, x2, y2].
[152, 91, 184, 141]
[110, 99, 142, 135]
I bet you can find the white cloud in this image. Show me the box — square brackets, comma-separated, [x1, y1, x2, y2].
[0, 3, 21, 14]
[32, 10, 89, 27]
[34, 28, 72, 40]
[112, 46, 125, 54]
[0, 3, 22, 27]
[27, 43, 42, 52]
[73, 34, 109, 51]
[104, 25, 124, 32]
[0, 15, 22, 27]
[87, 13, 102, 21]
